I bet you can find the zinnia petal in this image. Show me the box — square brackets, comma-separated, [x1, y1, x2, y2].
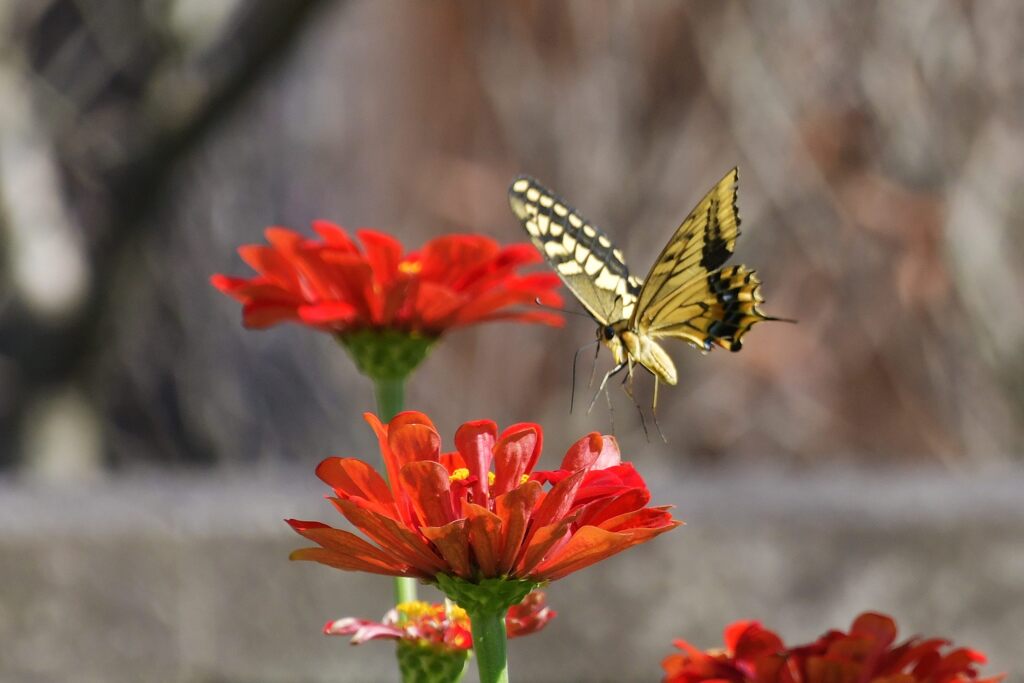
[494, 481, 543, 575]
[323, 617, 403, 643]
[357, 229, 404, 286]
[559, 432, 606, 472]
[422, 520, 472, 579]
[286, 520, 413, 576]
[400, 461, 457, 527]
[454, 419, 498, 505]
[535, 523, 678, 581]
[241, 301, 302, 329]
[492, 425, 541, 497]
[516, 516, 577, 576]
[327, 498, 446, 576]
[389, 422, 442, 468]
[464, 502, 503, 577]
[316, 457, 395, 512]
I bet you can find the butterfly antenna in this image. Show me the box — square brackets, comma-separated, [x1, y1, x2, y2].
[534, 297, 595, 320]
[569, 341, 599, 414]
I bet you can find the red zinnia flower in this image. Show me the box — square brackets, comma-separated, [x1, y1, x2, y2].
[287, 411, 681, 587]
[323, 591, 555, 650]
[662, 620, 786, 683]
[211, 225, 563, 335]
[662, 613, 1004, 683]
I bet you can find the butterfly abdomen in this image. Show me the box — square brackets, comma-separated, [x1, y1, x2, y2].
[618, 330, 678, 386]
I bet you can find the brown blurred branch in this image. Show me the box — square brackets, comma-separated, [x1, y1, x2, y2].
[0, 0, 335, 466]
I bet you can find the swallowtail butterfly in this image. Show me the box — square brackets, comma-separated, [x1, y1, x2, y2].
[509, 168, 783, 409]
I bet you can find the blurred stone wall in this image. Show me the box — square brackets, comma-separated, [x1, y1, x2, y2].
[1, 468, 1020, 682]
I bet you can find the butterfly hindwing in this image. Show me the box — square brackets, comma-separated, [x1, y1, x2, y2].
[509, 176, 641, 326]
[632, 168, 773, 352]
[639, 265, 769, 351]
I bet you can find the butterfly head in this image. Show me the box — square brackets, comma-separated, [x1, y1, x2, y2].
[597, 323, 627, 367]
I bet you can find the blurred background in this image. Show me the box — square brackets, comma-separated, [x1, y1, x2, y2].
[1, 1, 1022, 681]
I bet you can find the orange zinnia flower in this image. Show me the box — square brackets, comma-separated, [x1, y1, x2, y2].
[211, 225, 563, 335]
[662, 613, 1004, 683]
[287, 411, 681, 585]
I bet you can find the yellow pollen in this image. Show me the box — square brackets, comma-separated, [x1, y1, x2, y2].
[450, 468, 470, 482]
[397, 601, 433, 620]
[520, 474, 529, 485]
[487, 471, 496, 486]
[398, 260, 422, 275]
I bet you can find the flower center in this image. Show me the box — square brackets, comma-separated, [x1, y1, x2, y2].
[398, 260, 422, 275]
[448, 469, 528, 485]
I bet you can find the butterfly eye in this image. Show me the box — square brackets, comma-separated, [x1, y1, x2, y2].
[603, 326, 616, 341]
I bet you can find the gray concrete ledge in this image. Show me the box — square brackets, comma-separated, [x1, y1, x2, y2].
[1, 466, 1021, 682]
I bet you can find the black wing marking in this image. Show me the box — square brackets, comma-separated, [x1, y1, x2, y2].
[509, 175, 641, 325]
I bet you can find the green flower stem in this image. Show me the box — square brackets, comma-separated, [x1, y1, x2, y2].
[373, 376, 405, 422]
[372, 375, 418, 606]
[393, 572, 418, 607]
[467, 608, 509, 683]
[435, 575, 535, 683]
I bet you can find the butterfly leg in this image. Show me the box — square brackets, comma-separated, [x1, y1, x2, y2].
[604, 378, 616, 434]
[631, 393, 650, 442]
[620, 359, 639, 402]
[587, 342, 601, 388]
[619, 364, 652, 442]
[587, 362, 627, 414]
[651, 377, 668, 443]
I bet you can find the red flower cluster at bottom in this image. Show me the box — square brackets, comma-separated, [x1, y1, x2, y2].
[662, 612, 1003, 683]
